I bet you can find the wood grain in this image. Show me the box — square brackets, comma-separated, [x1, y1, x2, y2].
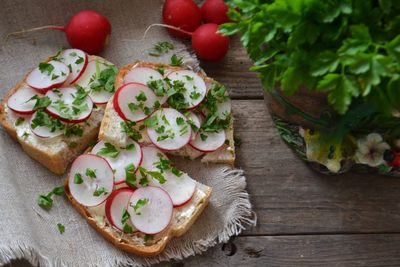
[231, 100, 400, 235]
[155, 234, 400, 267]
[201, 35, 263, 100]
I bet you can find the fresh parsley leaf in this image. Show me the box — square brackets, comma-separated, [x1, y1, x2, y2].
[200, 133, 208, 141]
[125, 163, 136, 188]
[57, 223, 65, 234]
[39, 62, 54, 75]
[75, 57, 84, 65]
[37, 195, 53, 210]
[176, 117, 185, 125]
[15, 117, 25, 126]
[157, 65, 165, 75]
[93, 186, 108, 197]
[51, 74, 59, 80]
[171, 167, 183, 177]
[144, 234, 154, 242]
[121, 121, 142, 141]
[85, 168, 96, 179]
[130, 198, 149, 215]
[97, 142, 120, 158]
[136, 91, 147, 102]
[123, 223, 133, 234]
[145, 116, 158, 127]
[69, 51, 77, 57]
[74, 173, 83, 184]
[121, 209, 130, 224]
[27, 95, 51, 109]
[170, 54, 183, 66]
[147, 79, 166, 97]
[149, 41, 174, 56]
[125, 143, 135, 150]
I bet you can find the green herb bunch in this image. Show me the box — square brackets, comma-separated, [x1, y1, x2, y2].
[220, 0, 400, 116]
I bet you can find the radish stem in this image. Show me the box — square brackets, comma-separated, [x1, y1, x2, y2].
[123, 23, 193, 42]
[5, 25, 65, 41]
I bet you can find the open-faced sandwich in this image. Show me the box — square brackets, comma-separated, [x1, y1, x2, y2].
[64, 61, 235, 256]
[0, 49, 117, 174]
[99, 61, 235, 164]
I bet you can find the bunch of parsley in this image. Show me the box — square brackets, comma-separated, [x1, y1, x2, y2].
[220, 0, 400, 118]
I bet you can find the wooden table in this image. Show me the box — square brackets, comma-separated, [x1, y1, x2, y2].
[8, 36, 400, 267]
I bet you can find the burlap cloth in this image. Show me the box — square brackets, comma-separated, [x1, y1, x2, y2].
[0, 0, 256, 266]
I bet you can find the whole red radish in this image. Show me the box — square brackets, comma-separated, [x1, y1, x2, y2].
[64, 10, 111, 54]
[201, 0, 231, 24]
[6, 10, 111, 55]
[191, 23, 229, 61]
[163, 0, 202, 38]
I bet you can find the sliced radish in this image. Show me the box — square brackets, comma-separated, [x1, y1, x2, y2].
[128, 186, 173, 234]
[124, 67, 168, 105]
[204, 98, 232, 120]
[190, 129, 226, 153]
[29, 111, 64, 138]
[68, 154, 114, 207]
[46, 87, 93, 123]
[7, 86, 41, 115]
[105, 187, 136, 232]
[185, 112, 202, 141]
[113, 83, 158, 122]
[59, 49, 88, 85]
[147, 108, 192, 151]
[75, 59, 115, 104]
[166, 70, 207, 109]
[91, 140, 142, 184]
[26, 60, 69, 93]
[139, 146, 165, 171]
[149, 172, 196, 207]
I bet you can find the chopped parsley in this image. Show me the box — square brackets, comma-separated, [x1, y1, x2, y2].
[27, 95, 51, 109]
[125, 143, 135, 150]
[93, 186, 108, 197]
[75, 57, 84, 65]
[51, 74, 59, 80]
[63, 124, 83, 137]
[176, 117, 185, 125]
[38, 62, 54, 75]
[170, 54, 183, 66]
[200, 133, 208, 141]
[149, 41, 174, 57]
[89, 63, 118, 93]
[97, 142, 120, 158]
[157, 65, 165, 75]
[144, 234, 154, 242]
[121, 209, 133, 233]
[138, 166, 166, 184]
[121, 121, 142, 142]
[37, 186, 65, 210]
[144, 116, 158, 127]
[190, 91, 201, 100]
[30, 109, 64, 133]
[154, 156, 183, 177]
[147, 79, 166, 97]
[57, 223, 65, 234]
[130, 198, 149, 215]
[166, 80, 189, 109]
[136, 91, 147, 102]
[74, 173, 83, 184]
[125, 163, 137, 188]
[15, 117, 25, 126]
[85, 168, 96, 179]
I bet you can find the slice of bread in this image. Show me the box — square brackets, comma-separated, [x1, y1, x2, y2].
[99, 61, 235, 165]
[64, 168, 212, 257]
[0, 55, 114, 174]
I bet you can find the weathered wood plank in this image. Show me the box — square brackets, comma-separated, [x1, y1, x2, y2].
[202, 35, 264, 99]
[232, 100, 400, 235]
[167, 234, 400, 267]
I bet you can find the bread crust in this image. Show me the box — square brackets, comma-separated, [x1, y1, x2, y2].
[64, 174, 212, 256]
[101, 61, 235, 165]
[0, 55, 109, 174]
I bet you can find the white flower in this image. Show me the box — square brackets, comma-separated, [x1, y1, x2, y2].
[355, 133, 390, 167]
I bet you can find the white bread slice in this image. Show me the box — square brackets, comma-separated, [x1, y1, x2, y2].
[64, 167, 212, 257]
[98, 62, 235, 165]
[0, 55, 113, 174]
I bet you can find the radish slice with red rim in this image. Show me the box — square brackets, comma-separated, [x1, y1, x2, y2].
[58, 49, 88, 85]
[29, 110, 64, 138]
[46, 87, 93, 123]
[105, 187, 136, 232]
[75, 59, 116, 104]
[26, 60, 69, 93]
[147, 108, 192, 151]
[185, 112, 202, 141]
[149, 172, 196, 207]
[113, 83, 158, 122]
[204, 98, 231, 121]
[190, 129, 226, 152]
[128, 186, 173, 234]
[138, 146, 195, 206]
[7, 86, 42, 115]
[166, 70, 206, 109]
[91, 140, 142, 184]
[68, 154, 114, 207]
[124, 67, 168, 105]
